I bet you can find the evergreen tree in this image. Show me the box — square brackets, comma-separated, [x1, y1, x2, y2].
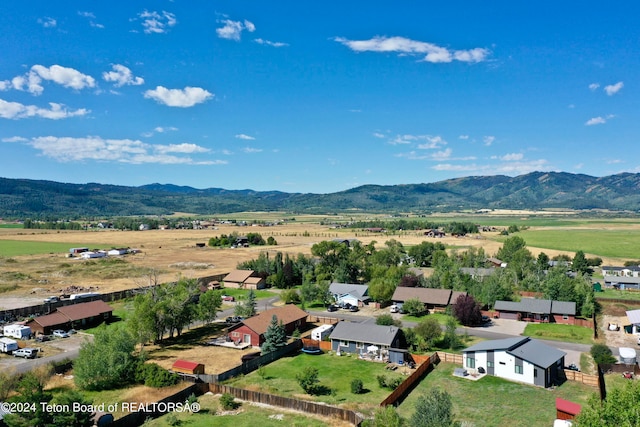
[410, 388, 459, 427]
[262, 315, 287, 353]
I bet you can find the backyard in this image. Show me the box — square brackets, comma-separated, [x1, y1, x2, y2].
[397, 361, 597, 426]
[224, 351, 408, 416]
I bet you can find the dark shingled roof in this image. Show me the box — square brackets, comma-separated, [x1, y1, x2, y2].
[238, 304, 307, 336]
[329, 322, 401, 347]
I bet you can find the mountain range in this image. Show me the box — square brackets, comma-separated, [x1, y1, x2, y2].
[2, 171, 640, 218]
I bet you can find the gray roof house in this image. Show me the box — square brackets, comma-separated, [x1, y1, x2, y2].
[494, 298, 576, 323]
[329, 282, 371, 307]
[391, 287, 467, 312]
[462, 337, 566, 388]
[603, 275, 640, 290]
[328, 322, 407, 364]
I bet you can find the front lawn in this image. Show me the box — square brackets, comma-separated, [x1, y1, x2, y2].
[221, 288, 278, 300]
[397, 362, 597, 427]
[225, 351, 406, 415]
[523, 323, 594, 344]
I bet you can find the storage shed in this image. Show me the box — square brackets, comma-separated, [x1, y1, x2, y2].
[171, 359, 205, 375]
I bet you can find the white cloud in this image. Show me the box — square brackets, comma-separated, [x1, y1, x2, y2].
[433, 159, 549, 175]
[606, 159, 623, 164]
[585, 114, 614, 126]
[458, 135, 469, 140]
[334, 36, 490, 63]
[216, 19, 255, 41]
[499, 153, 523, 161]
[1, 136, 28, 143]
[138, 10, 177, 34]
[430, 148, 452, 160]
[155, 126, 178, 133]
[372, 132, 385, 138]
[483, 135, 495, 146]
[389, 134, 447, 147]
[38, 17, 57, 28]
[102, 64, 144, 87]
[154, 143, 209, 154]
[144, 86, 213, 107]
[604, 81, 623, 96]
[235, 134, 255, 140]
[0, 99, 89, 120]
[25, 135, 219, 165]
[12, 65, 96, 95]
[254, 38, 288, 47]
[588, 83, 600, 91]
[78, 11, 104, 28]
[242, 147, 263, 153]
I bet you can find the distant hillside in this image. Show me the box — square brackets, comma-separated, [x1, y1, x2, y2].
[1, 171, 640, 218]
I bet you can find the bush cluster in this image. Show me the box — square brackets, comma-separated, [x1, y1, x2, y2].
[376, 374, 403, 390]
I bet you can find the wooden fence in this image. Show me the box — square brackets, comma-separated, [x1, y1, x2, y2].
[208, 383, 364, 425]
[110, 383, 208, 427]
[307, 315, 340, 325]
[301, 338, 332, 351]
[563, 369, 599, 387]
[436, 351, 464, 364]
[380, 352, 440, 407]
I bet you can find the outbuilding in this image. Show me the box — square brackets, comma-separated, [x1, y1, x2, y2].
[171, 359, 205, 375]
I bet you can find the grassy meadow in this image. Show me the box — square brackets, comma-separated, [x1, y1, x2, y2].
[0, 239, 106, 257]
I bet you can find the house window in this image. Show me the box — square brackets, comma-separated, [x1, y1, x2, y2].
[356, 342, 363, 349]
[563, 315, 569, 320]
[534, 370, 538, 378]
[515, 365, 523, 375]
[487, 361, 494, 368]
[340, 340, 349, 347]
[466, 357, 475, 368]
[232, 332, 239, 338]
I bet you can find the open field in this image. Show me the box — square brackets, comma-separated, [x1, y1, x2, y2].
[523, 323, 595, 345]
[1, 213, 640, 302]
[396, 362, 596, 426]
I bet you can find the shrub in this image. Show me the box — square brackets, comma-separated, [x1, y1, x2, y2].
[220, 393, 238, 410]
[376, 374, 403, 390]
[591, 343, 617, 365]
[136, 363, 179, 388]
[296, 367, 320, 395]
[351, 378, 363, 394]
[376, 314, 401, 327]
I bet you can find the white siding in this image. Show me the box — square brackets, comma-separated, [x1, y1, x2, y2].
[464, 350, 536, 385]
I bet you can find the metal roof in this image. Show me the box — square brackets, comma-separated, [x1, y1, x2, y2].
[604, 275, 640, 284]
[329, 283, 370, 301]
[329, 322, 400, 347]
[551, 300, 576, 316]
[627, 309, 640, 325]
[495, 298, 575, 315]
[463, 337, 566, 369]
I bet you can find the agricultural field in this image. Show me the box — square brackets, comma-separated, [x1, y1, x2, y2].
[0, 212, 639, 304]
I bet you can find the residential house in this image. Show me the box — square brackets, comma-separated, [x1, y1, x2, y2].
[391, 287, 467, 313]
[223, 269, 257, 289]
[602, 265, 640, 277]
[625, 309, 640, 334]
[27, 300, 113, 335]
[329, 282, 371, 307]
[462, 336, 566, 388]
[243, 276, 266, 290]
[494, 298, 576, 324]
[424, 229, 445, 238]
[460, 267, 497, 280]
[328, 322, 407, 364]
[603, 274, 640, 290]
[227, 305, 308, 347]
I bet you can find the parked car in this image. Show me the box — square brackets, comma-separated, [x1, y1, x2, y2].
[35, 334, 50, 342]
[43, 296, 59, 304]
[222, 295, 235, 302]
[390, 305, 399, 313]
[349, 305, 359, 312]
[13, 348, 38, 359]
[327, 304, 338, 312]
[53, 329, 70, 338]
[481, 315, 491, 324]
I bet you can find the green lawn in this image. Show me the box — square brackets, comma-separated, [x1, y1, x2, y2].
[221, 288, 278, 300]
[225, 352, 405, 416]
[596, 289, 640, 301]
[494, 228, 640, 259]
[397, 362, 597, 427]
[523, 323, 594, 345]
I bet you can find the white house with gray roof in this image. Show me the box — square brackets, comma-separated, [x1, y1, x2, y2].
[328, 322, 406, 364]
[329, 282, 371, 307]
[494, 298, 577, 324]
[462, 337, 566, 388]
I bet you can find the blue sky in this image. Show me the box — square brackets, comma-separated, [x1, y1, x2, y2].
[0, 2, 637, 194]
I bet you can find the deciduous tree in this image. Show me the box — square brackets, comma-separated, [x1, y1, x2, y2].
[410, 388, 459, 427]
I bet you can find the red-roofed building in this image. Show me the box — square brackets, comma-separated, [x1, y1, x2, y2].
[171, 359, 205, 375]
[555, 398, 581, 421]
[228, 305, 308, 347]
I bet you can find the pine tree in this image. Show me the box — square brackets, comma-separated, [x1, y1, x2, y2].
[262, 315, 287, 353]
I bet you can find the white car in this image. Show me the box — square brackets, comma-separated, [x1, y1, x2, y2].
[13, 348, 38, 358]
[52, 330, 70, 338]
[390, 304, 399, 313]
